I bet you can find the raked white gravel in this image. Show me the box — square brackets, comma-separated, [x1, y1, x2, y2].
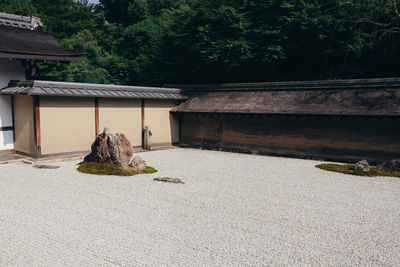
[0, 148, 399, 266]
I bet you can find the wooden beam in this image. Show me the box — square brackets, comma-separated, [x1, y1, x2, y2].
[11, 95, 15, 142]
[178, 114, 182, 144]
[0, 126, 14, 132]
[33, 96, 41, 158]
[141, 99, 145, 148]
[95, 98, 99, 137]
[141, 99, 145, 130]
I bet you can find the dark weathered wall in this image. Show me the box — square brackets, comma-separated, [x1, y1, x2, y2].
[180, 113, 400, 163]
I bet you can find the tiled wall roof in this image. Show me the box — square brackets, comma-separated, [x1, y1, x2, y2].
[1, 80, 188, 100]
[171, 78, 400, 116]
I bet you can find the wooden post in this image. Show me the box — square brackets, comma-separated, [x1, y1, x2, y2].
[33, 96, 41, 158]
[95, 98, 99, 137]
[11, 95, 15, 143]
[178, 114, 182, 144]
[141, 98, 145, 148]
[0, 126, 13, 131]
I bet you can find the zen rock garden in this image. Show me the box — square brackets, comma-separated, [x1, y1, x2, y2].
[78, 128, 157, 176]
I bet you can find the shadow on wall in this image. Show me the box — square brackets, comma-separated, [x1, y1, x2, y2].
[143, 100, 181, 146]
[170, 113, 179, 145]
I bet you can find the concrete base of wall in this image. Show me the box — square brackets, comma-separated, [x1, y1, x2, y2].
[0, 149, 15, 156]
[0, 152, 26, 164]
[17, 145, 178, 160]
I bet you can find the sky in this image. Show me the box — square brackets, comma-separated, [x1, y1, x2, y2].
[88, 0, 99, 4]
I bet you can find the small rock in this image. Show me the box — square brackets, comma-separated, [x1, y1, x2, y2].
[33, 164, 60, 169]
[377, 160, 400, 172]
[129, 156, 147, 172]
[354, 160, 370, 172]
[153, 177, 184, 184]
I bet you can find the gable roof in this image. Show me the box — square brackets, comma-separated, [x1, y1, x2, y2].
[0, 26, 86, 61]
[0, 12, 85, 61]
[1, 80, 187, 100]
[170, 78, 400, 116]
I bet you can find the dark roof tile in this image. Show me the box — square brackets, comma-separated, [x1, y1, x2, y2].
[172, 78, 400, 116]
[0, 25, 86, 61]
[1, 80, 187, 100]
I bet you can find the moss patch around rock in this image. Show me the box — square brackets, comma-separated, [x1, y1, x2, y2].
[316, 163, 400, 178]
[77, 162, 157, 176]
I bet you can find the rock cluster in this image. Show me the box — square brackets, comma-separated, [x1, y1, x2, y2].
[377, 160, 400, 172]
[84, 128, 134, 169]
[129, 156, 147, 172]
[353, 159, 400, 173]
[354, 160, 370, 172]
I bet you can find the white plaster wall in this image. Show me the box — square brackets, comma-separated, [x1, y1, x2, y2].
[0, 130, 14, 150]
[0, 58, 26, 150]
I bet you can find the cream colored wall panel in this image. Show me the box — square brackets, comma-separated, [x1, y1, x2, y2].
[14, 95, 35, 154]
[144, 100, 179, 145]
[40, 97, 95, 155]
[99, 99, 142, 146]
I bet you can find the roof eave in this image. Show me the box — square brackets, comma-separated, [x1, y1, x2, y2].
[0, 80, 188, 100]
[0, 52, 87, 61]
[167, 77, 400, 92]
[171, 110, 400, 117]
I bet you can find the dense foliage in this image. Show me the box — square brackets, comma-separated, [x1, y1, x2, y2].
[1, 0, 400, 85]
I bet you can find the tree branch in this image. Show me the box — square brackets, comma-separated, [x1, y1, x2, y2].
[390, 0, 400, 18]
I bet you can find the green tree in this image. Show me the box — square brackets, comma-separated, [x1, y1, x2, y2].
[31, 0, 100, 39]
[2, 0, 400, 85]
[37, 30, 110, 83]
[0, 0, 34, 15]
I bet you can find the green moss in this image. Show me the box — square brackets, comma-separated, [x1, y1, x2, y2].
[144, 166, 158, 174]
[77, 162, 157, 176]
[316, 163, 400, 178]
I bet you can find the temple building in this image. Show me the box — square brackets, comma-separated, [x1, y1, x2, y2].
[0, 12, 398, 162]
[0, 12, 184, 158]
[0, 12, 85, 153]
[170, 79, 400, 163]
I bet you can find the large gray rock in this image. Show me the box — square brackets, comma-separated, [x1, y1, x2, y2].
[84, 128, 133, 168]
[377, 160, 400, 172]
[129, 156, 147, 172]
[354, 160, 370, 172]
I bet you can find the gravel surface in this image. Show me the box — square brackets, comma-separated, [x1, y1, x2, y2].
[0, 148, 399, 266]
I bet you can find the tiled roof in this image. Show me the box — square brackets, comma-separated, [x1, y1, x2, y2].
[0, 12, 43, 31]
[0, 12, 85, 61]
[166, 77, 400, 92]
[170, 78, 400, 116]
[1, 80, 188, 100]
[0, 25, 86, 61]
